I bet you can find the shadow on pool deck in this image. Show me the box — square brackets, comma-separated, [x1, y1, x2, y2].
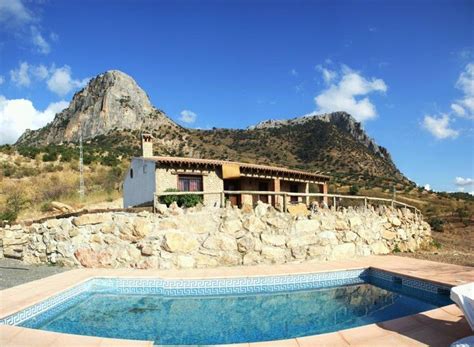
[0, 258, 69, 290]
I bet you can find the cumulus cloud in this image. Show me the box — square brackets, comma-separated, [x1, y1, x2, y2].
[422, 114, 459, 139]
[10, 61, 31, 87]
[422, 63, 473, 139]
[179, 110, 197, 124]
[0, 95, 68, 144]
[9, 62, 89, 96]
[424, 184, 431, 191]
[314, 65, 387, 122]
[0, 75, 4, 85]
[290, 69, 298, 77]
[46, 65, 89, 96]
[451, 63, 474, 119]
[31, 25, 50, 54]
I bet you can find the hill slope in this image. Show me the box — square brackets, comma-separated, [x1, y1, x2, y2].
[16, 69, 405, 185]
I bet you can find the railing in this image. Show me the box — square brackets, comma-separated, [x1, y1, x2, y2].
[154, 190, 421, 219]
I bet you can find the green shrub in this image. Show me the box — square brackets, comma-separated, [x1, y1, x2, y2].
[42, 152, 58, 162]
[159, 188, 202, 207]
[0, 189, 28, 224]
[179, 194, 203, 208]
[160, 188, 180, 206]
[429, 217, 444, 232]
[349, 184, 359, 195]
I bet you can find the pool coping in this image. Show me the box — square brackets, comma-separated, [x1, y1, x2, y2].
[0, 255, 473, 346]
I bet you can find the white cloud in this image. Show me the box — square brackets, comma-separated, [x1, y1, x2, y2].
[454, 177, 474, 187]
[424, 184, 431, 191]
[451, 103, 466, 116]
[451, 63, 474, 119]
[0, 95, 68, 145]
[423, 63, 474, 139]
[10, 61, 31, 87]
[0, 0, 32, 28]
[9, 62, 88, 95]
[0, 0, 52, 54]
[46, 65, 89, 96]
[422, 114, 459, 139]
[314, 65, 387, 122]
[315, 65, 337, 84]
[32, 64, 49, 80]
[0, 75, 4, 85]
[290, 69, 298, 77]
[179, 110, 197, 124]
[31, 25, 50, 54]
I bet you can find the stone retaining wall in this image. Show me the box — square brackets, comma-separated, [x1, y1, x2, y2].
[0, 202, 431, 269]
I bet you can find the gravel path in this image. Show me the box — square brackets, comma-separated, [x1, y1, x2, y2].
[0, 258, 69, 290]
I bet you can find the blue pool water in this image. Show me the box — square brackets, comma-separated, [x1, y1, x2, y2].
[13, 271, 451, 345]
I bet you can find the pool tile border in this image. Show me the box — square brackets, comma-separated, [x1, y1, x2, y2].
[1, 256, 472, 347]
[0, 267, 453, 328]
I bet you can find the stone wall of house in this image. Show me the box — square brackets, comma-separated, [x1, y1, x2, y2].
[0, 202, 431, 269]
[155, 165, 223, 207]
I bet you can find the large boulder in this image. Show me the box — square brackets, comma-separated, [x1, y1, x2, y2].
[203, 234, 237, 251]
[72, 213, 111, 227]
[162, 231, 199, 253]
[261, 233, 286, 247]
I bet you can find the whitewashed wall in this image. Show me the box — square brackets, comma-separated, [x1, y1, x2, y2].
[123, 158, 156, 207]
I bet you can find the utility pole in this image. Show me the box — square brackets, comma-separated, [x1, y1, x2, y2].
[79, 129, 85, 201]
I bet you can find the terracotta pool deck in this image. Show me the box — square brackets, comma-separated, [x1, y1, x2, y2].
[0, 255, 472, 346]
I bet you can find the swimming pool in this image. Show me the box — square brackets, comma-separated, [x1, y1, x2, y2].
[1, 268, 452, 345]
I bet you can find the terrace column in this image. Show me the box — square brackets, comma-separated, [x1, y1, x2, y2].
[320, 183, 328, 205]
[304, 182, 309, 206]
[273, 178, 281, 210]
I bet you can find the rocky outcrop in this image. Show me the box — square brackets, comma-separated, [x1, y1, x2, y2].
[248, 111, 392, 161]
[16, 70, 177, 146]
[0, 203, 431, 269]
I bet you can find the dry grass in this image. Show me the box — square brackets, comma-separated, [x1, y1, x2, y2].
[399, 220, 474, 267]
[0, 154, 126, 221]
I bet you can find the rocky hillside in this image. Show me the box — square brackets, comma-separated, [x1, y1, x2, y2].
[15, 69, 406, 185]
[248, 112, 392, 162]
[16, 70, 178, 145]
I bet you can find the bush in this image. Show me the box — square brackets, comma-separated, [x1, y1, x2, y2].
[0, 188, 28, 224]
[429, 217, 444, 232]
[179, 194, 203, 208]
[159, 188, 203, 207]
[349, 184, 359, 195]
[160, 188, 180, 206]
[42, 152, 58, 162]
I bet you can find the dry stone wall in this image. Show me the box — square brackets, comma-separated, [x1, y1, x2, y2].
[0, 202, 432, 269]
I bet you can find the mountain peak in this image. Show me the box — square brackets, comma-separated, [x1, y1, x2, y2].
[16, 70, 176, 146]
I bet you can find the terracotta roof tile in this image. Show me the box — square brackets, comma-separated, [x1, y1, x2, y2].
[138, 156, 330, 181]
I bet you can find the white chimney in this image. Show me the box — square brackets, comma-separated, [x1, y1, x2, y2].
[141, 133, 154, 157]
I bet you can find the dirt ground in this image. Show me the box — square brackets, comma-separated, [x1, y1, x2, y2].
[399, 219, 474, 267]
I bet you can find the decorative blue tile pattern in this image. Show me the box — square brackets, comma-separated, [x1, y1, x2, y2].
[368, 269, 451, 294]
[0, 267, 451, 327]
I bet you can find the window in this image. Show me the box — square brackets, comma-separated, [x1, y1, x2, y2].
[178, 175, 203, 192]
[130, 169, 134, 179]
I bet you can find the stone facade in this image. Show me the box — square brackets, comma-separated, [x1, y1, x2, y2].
[155, 165, 223, 207]
[0, 203, 432, 269]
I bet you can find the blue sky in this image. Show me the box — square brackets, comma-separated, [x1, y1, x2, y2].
[0, 0, 473, 193]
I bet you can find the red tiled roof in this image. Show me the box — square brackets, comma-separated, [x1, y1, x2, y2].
[139, 156, 330, 181]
